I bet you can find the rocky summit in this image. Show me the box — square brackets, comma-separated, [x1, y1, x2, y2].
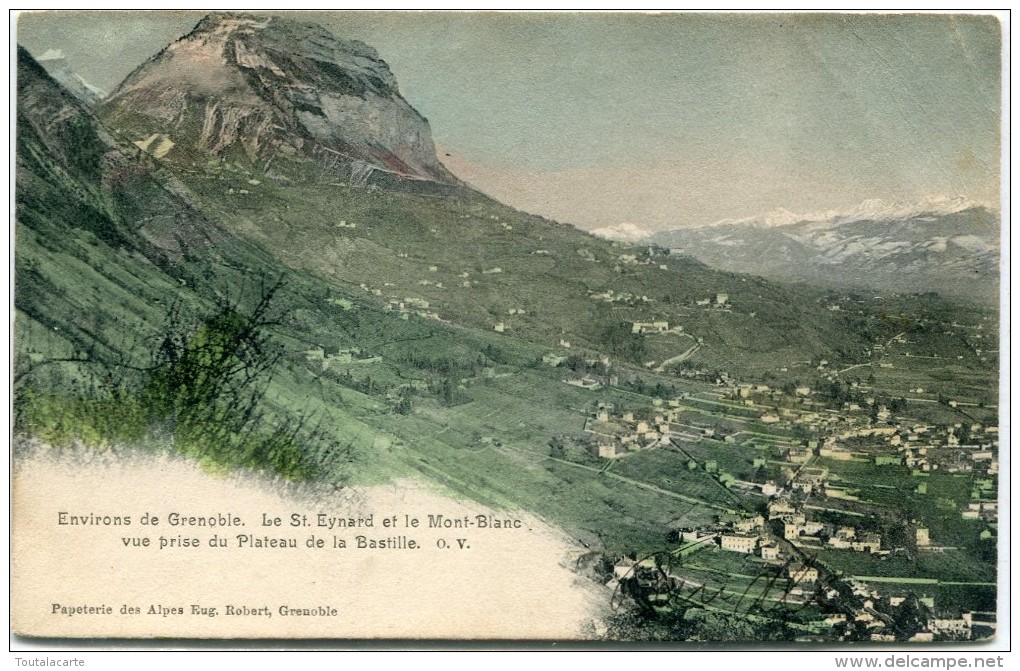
[100, 13, 458, 187]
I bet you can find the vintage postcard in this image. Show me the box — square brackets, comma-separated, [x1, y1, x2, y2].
[11, 11, 1005, 644]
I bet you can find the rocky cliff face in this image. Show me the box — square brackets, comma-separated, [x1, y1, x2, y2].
[100, 13, 458, 186]
[17, 46, 231, 264]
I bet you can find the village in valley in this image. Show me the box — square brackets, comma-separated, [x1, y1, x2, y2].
[281, 230, 999, 643]
[543, 300, 999, 642]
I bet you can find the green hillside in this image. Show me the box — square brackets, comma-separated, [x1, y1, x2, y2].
[13, 45, 739, 550]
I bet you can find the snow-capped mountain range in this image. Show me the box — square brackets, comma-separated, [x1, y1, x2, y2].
[35, 49, 106, 105]
[641, 197, 1001, 304]
[589, 221, 652, 242]
[700, 195, 983, 230]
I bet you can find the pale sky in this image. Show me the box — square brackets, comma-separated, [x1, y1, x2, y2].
[15, 11, 1003, 232]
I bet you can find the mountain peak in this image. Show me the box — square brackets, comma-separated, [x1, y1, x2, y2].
[701, 195, 989, 231]
[37, 48, 66, 61]
[646, 197, 999, 303]
[100, 12, 457, 187]
[183, 12, 385, 69]
[30, 47, 106, 105]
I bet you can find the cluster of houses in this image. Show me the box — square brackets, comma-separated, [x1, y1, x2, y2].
[572, 371, 998, 545]
[677, 499, 893, 559]
[611, 505, 988, 641]
[901, 440, 999, 476]
[724, 385, 850, 434]
[609, 545, 819, 596]
[676, 512, 793, 567]
[767, 499, 887, 553]
[587, 288, 655, 305]
[674, 490, 932, 559]
[574, 354, 996, 641]
[303, 346, 382, 372]
[729, 384, 999, 479]
[813, 428, 999, 483]
[358, 282, 384, 297]
[614, 252, 663, 268]
[961, 500, 999, 525]
[581, 372, 996, 641]
[845, 581, 996, 642]
[583, 402, 673, 458]
[630, 320, 672, 335]
[593, 241, 670, 270]
[383, 297, 443, 322]
[564, 376, 603, 390]
[694, 293, 730, 308]
[492, 307, 533, 334]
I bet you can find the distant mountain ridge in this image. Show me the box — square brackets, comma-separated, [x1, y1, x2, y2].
[98, 12, 459, 188]
[645, 198, 1000, 304]
[34, 49, 106, 105]
[701, 195, 984, 230]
